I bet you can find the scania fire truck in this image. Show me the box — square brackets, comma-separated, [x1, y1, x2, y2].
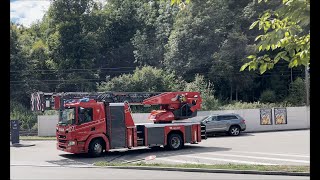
[31, 91, 206, 157]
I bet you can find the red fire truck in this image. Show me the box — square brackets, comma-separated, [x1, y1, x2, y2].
[31, 91, 206, 157]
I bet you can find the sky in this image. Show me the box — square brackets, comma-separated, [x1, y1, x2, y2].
[10, 0, 51, 27]
[10, 0, 107, 28]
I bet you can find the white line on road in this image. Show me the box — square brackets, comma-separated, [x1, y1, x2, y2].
[225, 151, 310, 158]
[181, 155, 278, 165]
[156, 158, 211, 165]
[199, 153, 309, 164]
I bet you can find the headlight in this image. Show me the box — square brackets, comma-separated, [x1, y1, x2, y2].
[68, 141, 76, 146]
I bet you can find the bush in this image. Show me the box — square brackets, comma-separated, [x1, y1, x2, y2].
[220, 101, 292, 110]
[10, 101, 37, 131]
[260, 89, 276, 103]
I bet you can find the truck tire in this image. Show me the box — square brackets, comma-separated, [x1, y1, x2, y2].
[88, 139, 103, 157]
[166, 134, 183, 150]
[228, 125, 241, 136]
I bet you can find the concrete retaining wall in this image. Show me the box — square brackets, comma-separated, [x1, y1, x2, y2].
[37, 106, 310, 136]
[38, 115, 59, 136]
[133, 106, 310, 132]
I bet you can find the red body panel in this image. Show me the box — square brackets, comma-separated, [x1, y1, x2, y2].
[164, 125, 185, 146]
[55, 92, 204, 155]
[148, 110, 175, 122]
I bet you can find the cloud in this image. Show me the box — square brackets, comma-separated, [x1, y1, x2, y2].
[10, 0, 51, 27]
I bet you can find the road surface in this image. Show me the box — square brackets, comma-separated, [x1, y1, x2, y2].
[11, 165, 309, 180]
[11, 130, 310, 179]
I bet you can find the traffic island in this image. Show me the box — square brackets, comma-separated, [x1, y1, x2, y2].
[94, 162, 310, 176]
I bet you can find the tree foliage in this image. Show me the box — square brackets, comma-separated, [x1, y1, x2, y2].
[241, 0, 310, 74]
[286, 77, 306, 105]
[184, 74, 219, 110]
[97, 66, 185, 92]
[10, 0, 308, 114]
[259, 89, 276, 103]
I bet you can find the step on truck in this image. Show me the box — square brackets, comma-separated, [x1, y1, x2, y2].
[31, 91, 207, 157]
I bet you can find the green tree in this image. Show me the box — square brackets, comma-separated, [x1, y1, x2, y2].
[97, 66, 185, 92]
[211, 31, 255, 101]
[184, 74, 219, 110]
[164, 0, 230, 81]
[241, 0, 310, 74]
[259, 89, 276, 103]
[47, 0, 101, 91]
[10, 24, 30, 106]
[286, 77, 306, 105]
[132, 0, 178, 66]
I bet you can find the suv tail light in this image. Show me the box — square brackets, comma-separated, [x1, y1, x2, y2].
[241, 119, 245, 123]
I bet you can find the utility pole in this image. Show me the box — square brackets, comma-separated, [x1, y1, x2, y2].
[305, 65, 309, 106]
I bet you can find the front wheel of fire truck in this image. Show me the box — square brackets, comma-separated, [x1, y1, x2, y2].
[88, 139, 104, 157]
[165, 133, 184, 150]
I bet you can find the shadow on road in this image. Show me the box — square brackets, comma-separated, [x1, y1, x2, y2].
[206, 132, 254, 138]
[48, 145, 231, 166]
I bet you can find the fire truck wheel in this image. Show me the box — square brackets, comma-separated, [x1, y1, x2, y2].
[88, 139, 103, 157]
[166, 134, 183, 150]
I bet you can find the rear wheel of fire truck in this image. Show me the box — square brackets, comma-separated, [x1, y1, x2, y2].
[165, 133, 184, 150]
[88, 139, 104, 157]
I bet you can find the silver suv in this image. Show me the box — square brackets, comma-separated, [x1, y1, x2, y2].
[200, 113, 246, 136]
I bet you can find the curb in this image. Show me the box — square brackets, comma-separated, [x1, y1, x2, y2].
[243, 128, 310, 133]
[10, 143, 36, 147]
[19, 139, 56, 141]
[104, 166, 310, 177]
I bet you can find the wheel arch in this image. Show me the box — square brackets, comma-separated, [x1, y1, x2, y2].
[84, 134, 110, 153]
[166, 130, 184, 146]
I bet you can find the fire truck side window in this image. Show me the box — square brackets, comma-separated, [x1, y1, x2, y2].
[78, 107, 93, 124]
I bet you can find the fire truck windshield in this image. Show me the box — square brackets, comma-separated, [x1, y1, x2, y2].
[59, 107, 75, 125]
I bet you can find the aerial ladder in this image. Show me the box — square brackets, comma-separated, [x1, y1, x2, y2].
[31, 91, 202, 123]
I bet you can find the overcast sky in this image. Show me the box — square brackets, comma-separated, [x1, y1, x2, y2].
[10, 0, 106, 27]
[10, 0, 51, 27]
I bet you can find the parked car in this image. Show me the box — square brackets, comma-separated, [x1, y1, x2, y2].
[200, 113, 246, 136]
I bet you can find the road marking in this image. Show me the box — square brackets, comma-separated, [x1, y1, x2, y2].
[156, 157, 211, 165]
[226, 151, 310, 158]
[181, 155, 277, 165]
[199, 153, 309, 164]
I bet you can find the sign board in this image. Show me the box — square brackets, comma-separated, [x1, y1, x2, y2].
[274, 108, 287, 125]
[260, 108, 272, 125]
[10, 120, 20, 144]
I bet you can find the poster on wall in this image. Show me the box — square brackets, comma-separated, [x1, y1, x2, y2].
[274, 108, 287, 125]
[260, 108, 272, 125]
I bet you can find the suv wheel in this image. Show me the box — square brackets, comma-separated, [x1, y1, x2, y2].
[228, 126, 240, 136]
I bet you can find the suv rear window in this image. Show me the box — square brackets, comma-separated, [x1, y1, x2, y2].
[217, 115, 238, 121]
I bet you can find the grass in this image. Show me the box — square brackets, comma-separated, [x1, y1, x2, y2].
[94, 161, 309, 173]
[19, 136, 56, 140]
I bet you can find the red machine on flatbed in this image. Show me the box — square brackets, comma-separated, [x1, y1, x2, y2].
[31, 91, 206, 157]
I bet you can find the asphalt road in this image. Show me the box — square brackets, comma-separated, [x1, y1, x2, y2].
[10, 130, 310, 179]
[11, 166, 309, 180]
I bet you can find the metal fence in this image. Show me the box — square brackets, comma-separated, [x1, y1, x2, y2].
[10, 130, 38, 136]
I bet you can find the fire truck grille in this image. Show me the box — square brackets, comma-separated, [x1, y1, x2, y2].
[58, 135, 66, 139]
[59, 139, 67, 143]
[59, 145, 66, 149]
